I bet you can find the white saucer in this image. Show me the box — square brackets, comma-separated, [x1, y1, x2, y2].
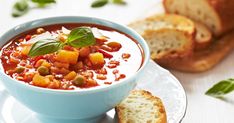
[0, 60, 186, 123]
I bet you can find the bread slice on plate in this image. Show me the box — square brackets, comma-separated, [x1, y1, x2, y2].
[116, 90, 167, 123]
[128, 14, 195, 60]
[157, 31, 234, 72]
[163, 0, 234, 36]
[194, 21, 212, 50]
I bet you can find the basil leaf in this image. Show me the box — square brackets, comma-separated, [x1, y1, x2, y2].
[12, 0, 29, 17]
[205, 79, 234, 97]
[28, 39, 63, 57]
[31, 0, 56, 4]
[67, 27, 96, 48]
[112, 0, 126, 4]
[31, 0, 56, 7]
[91, 0, 108, 8]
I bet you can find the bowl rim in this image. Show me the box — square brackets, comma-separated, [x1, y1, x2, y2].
[0, 16, 150, 95]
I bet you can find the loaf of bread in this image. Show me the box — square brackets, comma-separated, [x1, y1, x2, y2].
[116, 90, 167, 123]
[163, 0, 234, 36]
[128, 14, 195, 60]
[157, 31, 234, 72]
[194, 21, 212, 50]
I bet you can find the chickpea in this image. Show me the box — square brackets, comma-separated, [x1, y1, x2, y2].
[37, 66, 49, 76]
[36, 28, 45, 34]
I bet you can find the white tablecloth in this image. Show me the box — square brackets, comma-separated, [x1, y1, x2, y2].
[1, 0, 234, 123]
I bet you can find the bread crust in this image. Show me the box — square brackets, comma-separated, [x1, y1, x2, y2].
[163, 0, 234, 36]
[194, 21, 212, 50]
[128, 14, 195, 61]
[116, 90, 167, 123]
[156, 31, 234, 72]
[207, 0, 234, 36]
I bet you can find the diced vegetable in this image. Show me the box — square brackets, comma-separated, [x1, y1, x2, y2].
[56, 50, 79, 64]
[47, 79, 60, 89]
[41, 60, 51, 68]
[79, 47, 90, 57]
[96, 74, 107, 80]
[25, 35, 31, 41]
[35, 59, 44, 68]
[45, 75, 54, 80]
[89, 52, 104, 66]
[75, 61, 84, 70]
[64, 71, 77, 80]
[106, 41, 122, 51]
[21, 46, 31, 55]
[37, 66, 49, 76]
[98, 49, 113, 58]
[72, 75, 86, 86]
[15, 66, 25, 73]
[86, 78, 97, 86]
[32, 74, 50, 87]
[54, 62, 69, 69]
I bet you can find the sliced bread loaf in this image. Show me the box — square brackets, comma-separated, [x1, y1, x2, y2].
[163, 0, 234, 36]
[143, 29, 193, 60]
[116, 90, 167, 123]
[194, 21, 212, 50]
[157, 30, 234, 72]
[128, 14, 195, 60]
[129, 14, 195, 36]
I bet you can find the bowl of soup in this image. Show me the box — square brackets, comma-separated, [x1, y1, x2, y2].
[0, 16, 150, 122]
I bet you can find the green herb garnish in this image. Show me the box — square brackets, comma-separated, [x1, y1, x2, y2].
[112, 0, 126, 4]
[31, 0, 56, 7]
[12, 0, 29, 17]
[91, 0, 108, 8]
[67, 27, 95, 48]
[12, 0, 56, 17]
[28, 39, 63, 57]
[28, 27, 96, 57]
[205, 78, 234, 98]
[91, 0, 126, 8]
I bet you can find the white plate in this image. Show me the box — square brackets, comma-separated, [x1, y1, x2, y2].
[0, 60, 186, 123]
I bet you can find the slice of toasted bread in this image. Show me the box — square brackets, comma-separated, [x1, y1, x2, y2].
[157, 31, 234, 72]
[129, 14, 195, 36]
[128, 14, 195, 60]
[116, 90, 167, 123]
[143, 29, 194, 60]
[194, 21, 212, 50]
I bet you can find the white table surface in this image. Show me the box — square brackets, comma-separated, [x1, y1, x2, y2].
[1, 0, 234, 123]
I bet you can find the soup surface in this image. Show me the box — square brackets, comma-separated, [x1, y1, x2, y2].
[0, 23, 143, 90]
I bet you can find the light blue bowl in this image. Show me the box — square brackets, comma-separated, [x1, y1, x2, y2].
[0, 16, 150, 123]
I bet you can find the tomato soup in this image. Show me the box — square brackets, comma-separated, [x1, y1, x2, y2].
[0, 24, 143, 90]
